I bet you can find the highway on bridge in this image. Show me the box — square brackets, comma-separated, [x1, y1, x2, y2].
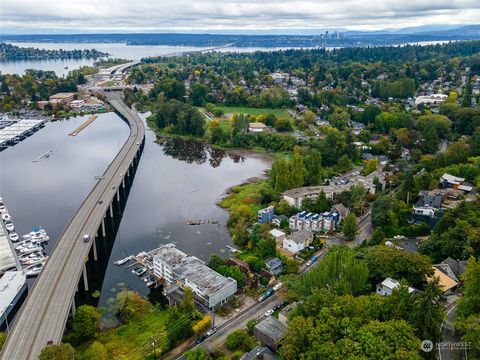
[0, 92, 145, 360]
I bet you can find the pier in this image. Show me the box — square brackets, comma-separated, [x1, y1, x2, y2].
[0, 119, 46, 150]
[68, 115, 98, 136]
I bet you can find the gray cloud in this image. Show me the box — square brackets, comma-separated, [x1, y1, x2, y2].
[1, 0, 479, 32]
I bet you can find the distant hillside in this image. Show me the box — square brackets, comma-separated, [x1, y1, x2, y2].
[1, 26, 480, 48]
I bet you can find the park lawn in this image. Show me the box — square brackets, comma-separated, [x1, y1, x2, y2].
[218, 119, 231, 132]
[94, 303, 169, 359]
[215, 106, 292, 120]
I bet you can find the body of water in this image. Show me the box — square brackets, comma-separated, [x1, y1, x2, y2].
[0, 113, 269, 306]
[0, 42, 206, 76]
[0, 42, 319, 76]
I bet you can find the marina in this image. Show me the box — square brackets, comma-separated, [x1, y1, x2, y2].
[0, 119, 46, 151]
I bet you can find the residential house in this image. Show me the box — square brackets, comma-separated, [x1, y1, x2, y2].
[440, 173, 473, 193]
[282, 230, 313, 254]
[264, 257, 284, 276]
[376, 277, 415, 296]
[434, 257, 468, 283]
[278, 302, 298, 326]
[332, 203, 350, 222]
[419, 190, 446, 208]
[269, 229, 286, 247]
[254, 316, 288, 351]
[258, 206, 275, 224]
[428, 267, 458, 295]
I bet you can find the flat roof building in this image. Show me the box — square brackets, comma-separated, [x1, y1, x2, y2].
[153, 244, 237, 308]
[254, 316, 288, 351]
[0, 271, 27, 330]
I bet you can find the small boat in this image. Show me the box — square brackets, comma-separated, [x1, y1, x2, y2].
[18, 246, 43, 254]
[64, 65, 68, 69]
[24, 262, 45, 277]
[9, 232, 19, 242]
[5, 221, 14, 232]
[132, 266, 146, 276]
[146, 279, 156, 288]
[21, 256, 47, 266]
[2, 212, 11, 221]
[114, 255, 132, 266]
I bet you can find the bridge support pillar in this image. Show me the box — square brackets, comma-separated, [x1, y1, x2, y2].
[116, 188, 120, 202]
[109, 203, 113, 217]
[122, 178, 125, 189]
[101, 219, 106, 237]
[83, 263, 89, 292]
[93, 237, 98, 261]
[70, 299, 76, 317]
[127, 167, 130, 177]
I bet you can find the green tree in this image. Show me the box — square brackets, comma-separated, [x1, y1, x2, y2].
[0, 332, 5, 351]
[421, 125, 440, 154]
[410, 279, 444, 343]
[457, 256, 480, 318]
[207, 120, 225, 145]
[81, 341, 107, 360]
[363, 245, 433, 287]
[304, 150, 323, 186]
[255, 238, 277, 260]
[342, 213, 358, 241]
[290, 151, 305, 188]
[288, 247, 368, 298]
[72, 305, 100, 343]
[39, 343, 76, 360]
[165, 308, 194, 348]
[225, 329, 254, 352]
[185, 347, 212, 360]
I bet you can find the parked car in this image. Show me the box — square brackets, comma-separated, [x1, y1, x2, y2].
[264, 309, 274, 317]
[82, 234, 90, 243]
[206, 327, 217, 337]
[196, 334, 206, 343]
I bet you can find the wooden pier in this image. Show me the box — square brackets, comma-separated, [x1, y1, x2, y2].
[68, 115, 98, 136]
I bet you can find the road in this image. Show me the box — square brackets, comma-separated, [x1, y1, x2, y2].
[170, 295, 284, 360]
[0, 92, 145, 360]
[439, 303, 468, 360]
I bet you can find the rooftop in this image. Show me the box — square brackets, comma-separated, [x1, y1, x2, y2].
[49, 92, 75, 99]
[286, 230, 312, 244]
[240, 346, 278, 360]
[0, 221, 19, 275]
[153, 244, 236, 297]
[441, 173, 465, 185]
[255, 316, 287, 341]
[269, 229, 285, 238]
[0, 271, 26, 318]
[429, 268, 458, 292]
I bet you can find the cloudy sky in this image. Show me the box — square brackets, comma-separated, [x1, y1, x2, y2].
[1, 0, 479, 33]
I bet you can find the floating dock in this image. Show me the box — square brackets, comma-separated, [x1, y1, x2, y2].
[0, 119, 46, 151]
[68, 114, 98, 136]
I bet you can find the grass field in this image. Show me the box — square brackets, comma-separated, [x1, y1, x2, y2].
[215, 106, 292, 120]
[77, 293, 169, 360]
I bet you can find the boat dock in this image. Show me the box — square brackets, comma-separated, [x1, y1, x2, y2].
[0, 119, 46, 151]
[68, 114, 98, 136]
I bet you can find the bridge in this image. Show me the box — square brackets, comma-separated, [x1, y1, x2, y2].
[0, 92, 145, 360]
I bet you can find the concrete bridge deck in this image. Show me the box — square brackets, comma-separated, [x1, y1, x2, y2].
[0, 92, 145, 360]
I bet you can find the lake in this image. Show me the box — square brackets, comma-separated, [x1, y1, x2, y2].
[0, 113, 269, 305]
[0, 42, 319, 76]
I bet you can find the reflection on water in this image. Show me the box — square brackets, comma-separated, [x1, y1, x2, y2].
[158, 137, 244, 168]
